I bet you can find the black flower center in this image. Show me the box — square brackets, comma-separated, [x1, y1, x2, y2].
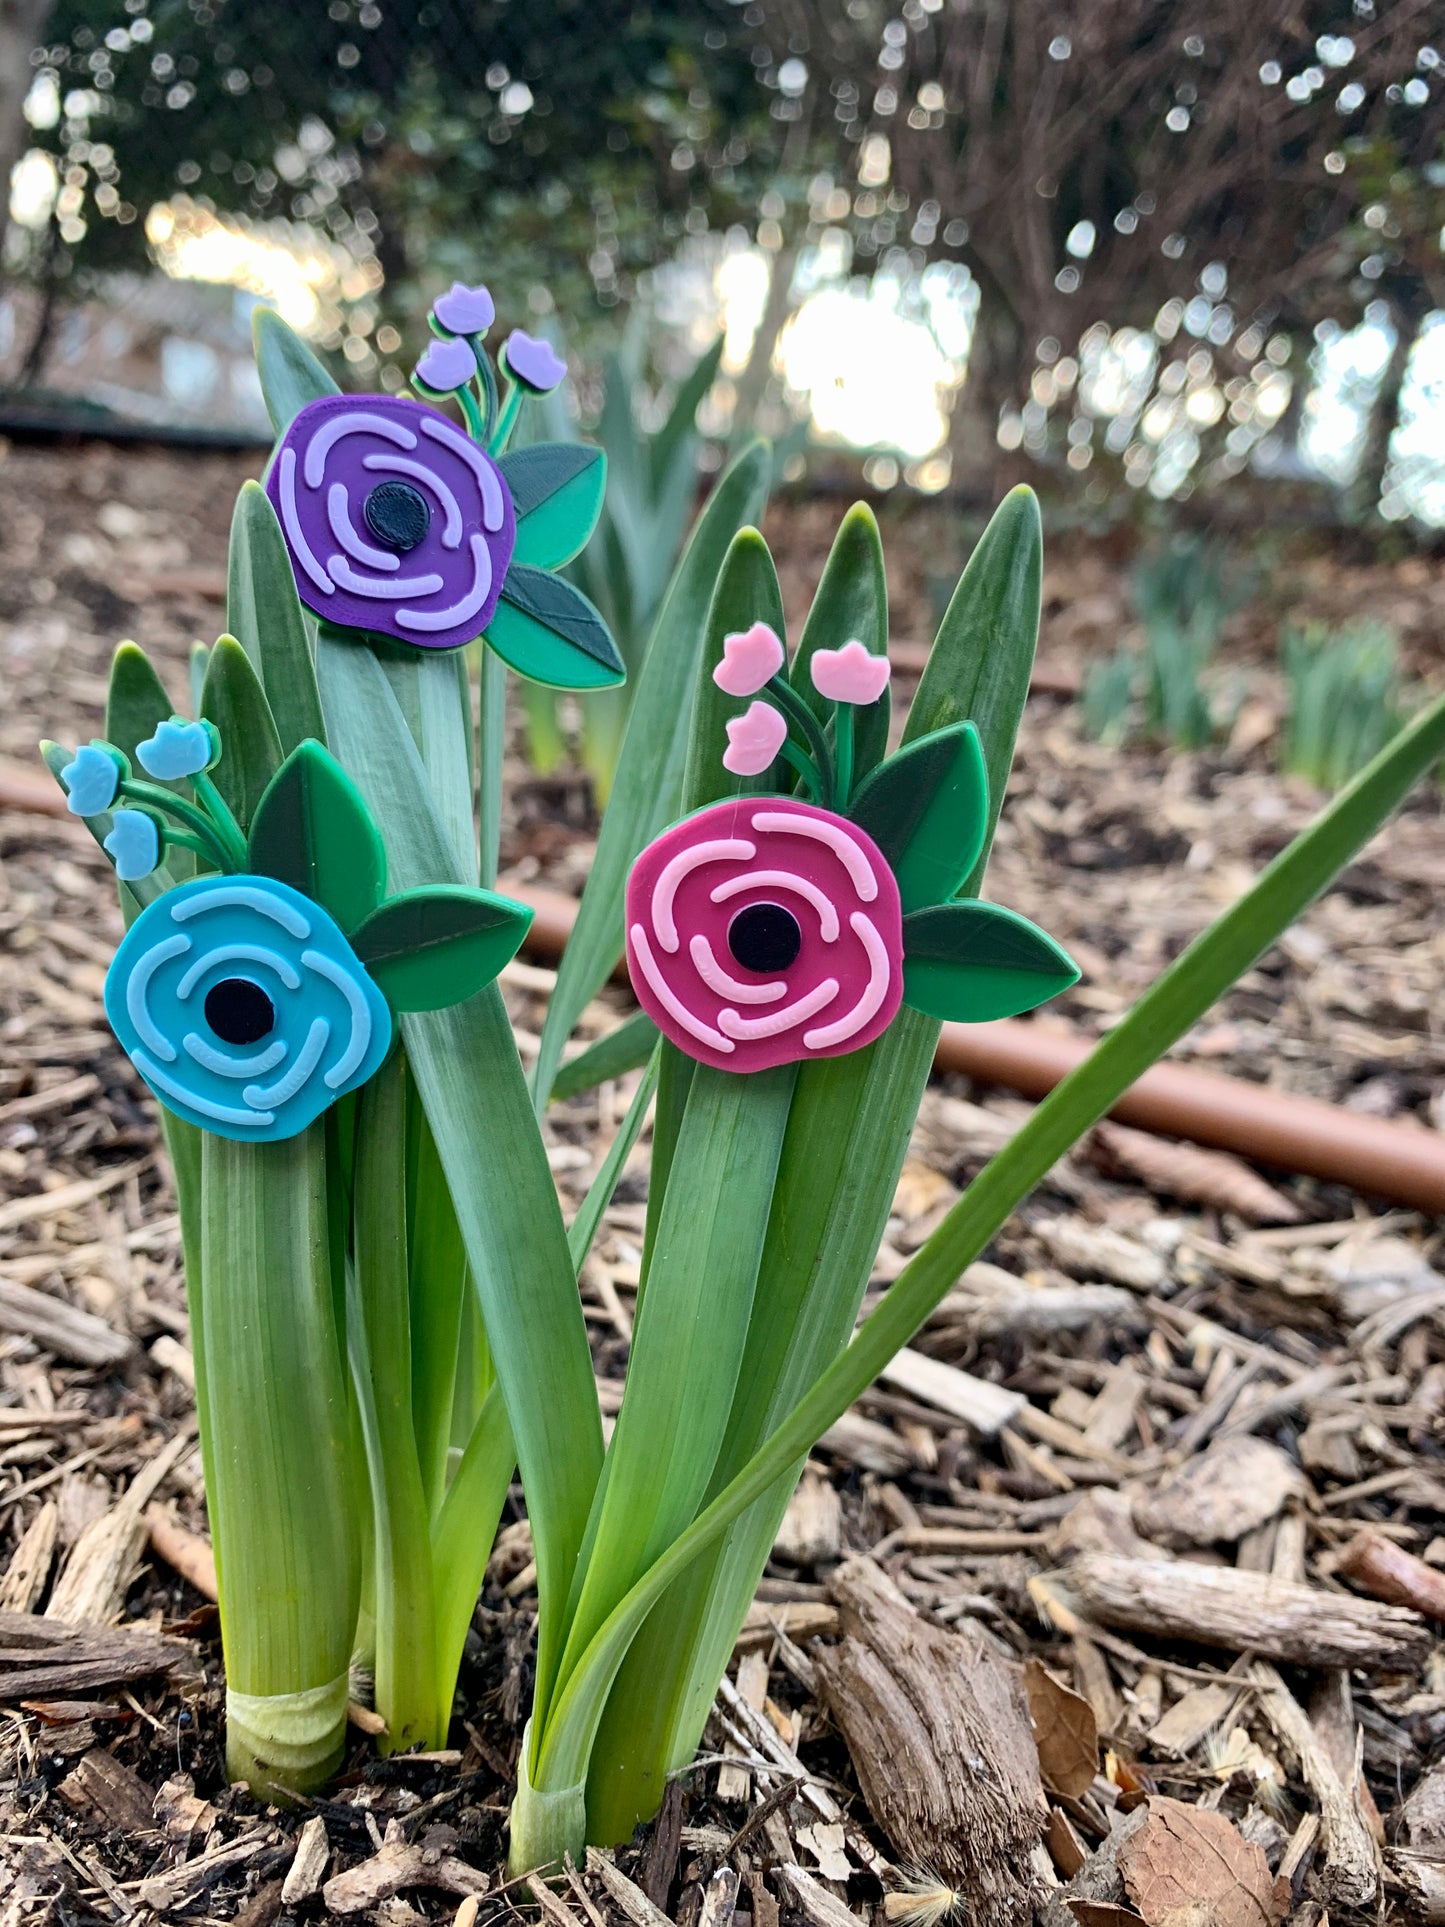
[363, 480, 430, 553]
[727, 902, 801, 974]
[205, 978, 275, 1046]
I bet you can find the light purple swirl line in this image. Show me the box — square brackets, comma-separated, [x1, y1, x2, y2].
[303, 409, 416, 488]
[327, 483, 399, 573]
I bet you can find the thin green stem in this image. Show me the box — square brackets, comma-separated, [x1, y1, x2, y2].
[117, 779, 243, 872]
[777, 739, 823, 800]
[766, 675, 835, 807]
[451, 380, 488, 443]
[490, 380, 523, 456]
[833, 703, 855, 810]
[161, 830, 215, 863]
[191, 769, 251, 866]
[471, 340, 499, 439]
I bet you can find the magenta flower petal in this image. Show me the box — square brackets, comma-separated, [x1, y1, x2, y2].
[722, 700, 787, 775]
[414, 336, 477, 393]
[264, 394, 517, 653]
[714, 621, 785, 698]
[503, 330, 567, 393]
[625, 795, 904, 1074]
[432, 282, 495, 335]
[810, 639, 891, 705]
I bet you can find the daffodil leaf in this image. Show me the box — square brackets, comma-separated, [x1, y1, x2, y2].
[501, 445, 607, 571]
[253, 306, 338, 435]
[848, 721, 988, 912]
[901, 900, 1079, 1021]
[199, 635, 283, 831]
[351, 885, 533, 1011]
[489, 563, 625, 689]
[248, 739, 386, 933]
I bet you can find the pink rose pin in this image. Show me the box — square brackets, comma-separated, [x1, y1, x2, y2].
[810, 639, 891, 705]
[714, 621, 785, 698]
[432, 282, 495, 335]
[723, 700, 788, 775]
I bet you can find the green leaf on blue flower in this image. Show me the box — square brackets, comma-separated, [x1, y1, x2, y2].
[351, 885, 533, 1011]
[488, 563, 625, 690]
[848, 721, 989, 912]
[248, 739, 386, 935]
[901, 899, 1079, 1022]
[500, 445, 607, 571]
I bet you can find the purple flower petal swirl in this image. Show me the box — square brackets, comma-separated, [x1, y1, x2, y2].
[265, 394, 517, 653]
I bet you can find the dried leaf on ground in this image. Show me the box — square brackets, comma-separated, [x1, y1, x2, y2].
[1116, 1797, 1289, 1927]
[1023, 1658, 1098, 1798]
[1131, 1438, 1303, 1548]
[1090, 1122, 1304, 1224]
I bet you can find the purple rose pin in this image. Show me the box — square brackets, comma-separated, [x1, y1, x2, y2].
[265, 394, 517, 652]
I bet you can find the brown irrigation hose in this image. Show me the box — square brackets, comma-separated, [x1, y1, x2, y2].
[6, 760, 1443, 1212]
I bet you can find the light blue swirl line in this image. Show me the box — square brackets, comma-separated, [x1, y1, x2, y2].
[176, 945, 302, 1001]
[303, 949, 373, 1087]
[126, 932, 191, 1063]
[244, 1016, 329, 1108]
[303, 407, 416, 488]
[327, 481, 400, 572]
[171, 885, 311, 938]
[182, 1033, 288, 1078]
[133, 1048, 274, 1128]
[362, 453, 464, 548]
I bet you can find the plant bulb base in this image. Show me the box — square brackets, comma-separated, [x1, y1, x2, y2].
[225, 1676, 349, 1803]
[507, 1720, 587, 1877]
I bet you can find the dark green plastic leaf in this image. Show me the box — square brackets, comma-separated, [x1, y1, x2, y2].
[199, 634, 283, 831]
[848, 722, 988, 912]
[351, 885, 532, 1011]
[253, 306, 338, 435]
[500, 445, 606, 570]
[488, 564, 624, 690]
[790, 503, 890, 784]
[227, 480, 325, 752]
[901, 900, 1079, 1021]
[248, 739, 385, 933]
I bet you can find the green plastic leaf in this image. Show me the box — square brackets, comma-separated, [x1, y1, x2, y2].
[902, 900, 1079, 1021]
[530, 440, 771, 1111]
[848, 722, 988, 912]
[352, 885, 533, 1011]
[501, 445, 607, 571]
[199, 634, 283, 831]
[789, 502, 890, 784]
[253, 305, 338, 435]
[552, 1010, 659, 1104]
[227, 480, 325, 752]
[488, 564, 624, 690]
[247, 738, 386, 933]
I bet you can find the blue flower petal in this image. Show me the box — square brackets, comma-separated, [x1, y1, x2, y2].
[103, 809, 161, 882]
[136, 718, 214, 780]
[60, 743, 121, 816]
[103, 874, 392, 1143]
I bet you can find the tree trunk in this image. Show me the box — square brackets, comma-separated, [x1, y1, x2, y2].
[0, 0, 53, 263]
[1347, 294, 1425, 523]
[732, 244, 797, 439]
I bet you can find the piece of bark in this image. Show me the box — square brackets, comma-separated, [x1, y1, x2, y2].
[1338, 1528, 1445, 1621]
[1309, 1671, 1385, 1846]
[736, 1602, 838, 1653]
[879, 1348, 1024, 1436]
[0, 1612, 187, 1700]
[1023, 1659, 1098, 1799]
[322, 1820, 488, 1915]
[153, 1771, 219, 1847]
[1131, 1438, 1303, 1548]
[1400, 1766, 1445, 1850]
[280, 1817, 329, 1905]
[0, 1276, 132, 1366]
[145, 1502, 218, 1601]
[718, 1648, 770, 1802]
[1251, 1662, 1378, 1909]
[586, 1848, 674, 1927]
[1060, 1553, 1431, 1670]
[1115, 1797, 1288, 1927]
[1386, 1850, 1445, 1922]
[46, 1430, 193, 1626]
[1030, 1217, 1165, 1293]
[1051, 1490, 1159, 1563]
[1090, 1121, 1304, 1225]
[57, 1747, 157, 1833]
[642, 1777, 683, 1909]
[773, 1472, 842, 1567]
[775, 1864, 863, 1927]
[1146, 1681, 1240, 1758]
[955, 1280, 1145, 1339]
[0, 1500, 58, 1612]
[1039, 1805, 1153, 1927]
[1082, 1366, 1145, 1454]
[138, 1829, 274, 1911]
[818, 1413, 915, 1475]
[812, 1556, 1043, 1925]
[696, 1866, 740, 1927]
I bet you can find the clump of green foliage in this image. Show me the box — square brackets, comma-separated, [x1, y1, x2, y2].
[1280, 618, 1413, 790]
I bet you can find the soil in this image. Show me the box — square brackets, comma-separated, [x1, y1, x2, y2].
[0, 435, 1443, 1925]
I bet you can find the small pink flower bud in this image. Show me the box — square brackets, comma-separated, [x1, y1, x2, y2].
[722, 699, 788, 775]
[714, 621, 785, 698]
[809, 639, 891, 705]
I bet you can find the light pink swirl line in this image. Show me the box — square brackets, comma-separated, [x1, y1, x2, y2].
[709, 869, 840, 942]
[804, 912, 890, 1050]
[652, 838, 754, 952]
[630, 923, 734, 1053]
[719, 977, 840, 1041]
[750, 810, 878, 902]
[688, 935, 786, 1005]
